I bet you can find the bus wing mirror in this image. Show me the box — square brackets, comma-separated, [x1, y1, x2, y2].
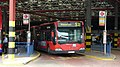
[51, 31, 56, 45]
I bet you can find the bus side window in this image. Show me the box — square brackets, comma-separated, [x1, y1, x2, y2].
[45, 31, 51, 41]
[40, 31, 45, 41]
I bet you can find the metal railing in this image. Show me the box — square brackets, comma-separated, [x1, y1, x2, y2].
[15, 41, 34, 56]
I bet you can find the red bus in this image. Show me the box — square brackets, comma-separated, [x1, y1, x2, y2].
[33, 20, 85, 54]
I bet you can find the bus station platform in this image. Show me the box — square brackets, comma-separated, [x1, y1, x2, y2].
[84, 50, 116, 60]
[0, 51, 40, 66]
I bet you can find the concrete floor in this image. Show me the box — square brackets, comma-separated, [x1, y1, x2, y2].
[0, 50, 120, 67]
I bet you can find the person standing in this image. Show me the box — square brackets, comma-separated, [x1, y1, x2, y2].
[3, 35, 8, 53]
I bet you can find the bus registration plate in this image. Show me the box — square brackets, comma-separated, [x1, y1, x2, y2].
[68, 51, 75, 53]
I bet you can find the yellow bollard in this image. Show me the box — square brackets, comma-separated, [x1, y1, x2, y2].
[2, 53, 4, 61]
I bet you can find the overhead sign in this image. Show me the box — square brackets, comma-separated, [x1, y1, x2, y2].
[99, 11, 105, 17]
[23, 20, 29, 25]
[58, 22, 81, 27]
[23, 14, 30, 25]
[23, 14, 30, 20]
[99, 11, 107, 26]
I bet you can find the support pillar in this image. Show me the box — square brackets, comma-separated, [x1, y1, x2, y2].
[113, 33, 118, 48]
[114, 2, 118, 31]
[2, 8, 8, 34]
[85, 0, 92, 51]
[8, 0, 16, 60]
[32, 27, 36, 40]
[113, 2, 118, 48]
[0, 7, 2, 53]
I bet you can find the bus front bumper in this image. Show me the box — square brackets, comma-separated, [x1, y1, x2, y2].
[49, 50, 85, 54]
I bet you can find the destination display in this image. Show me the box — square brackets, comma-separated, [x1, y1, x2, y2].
[58, 22, 81, 27]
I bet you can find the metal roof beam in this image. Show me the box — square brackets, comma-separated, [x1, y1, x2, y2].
[30, 10, 83, 12]
[17, 10, 65, 19]
[0, 0, 7, 2]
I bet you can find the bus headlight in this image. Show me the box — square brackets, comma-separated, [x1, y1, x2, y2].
[79, 48, 85, 50]
[73, 44, 76, 47]
[55, 48, 62, 51]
